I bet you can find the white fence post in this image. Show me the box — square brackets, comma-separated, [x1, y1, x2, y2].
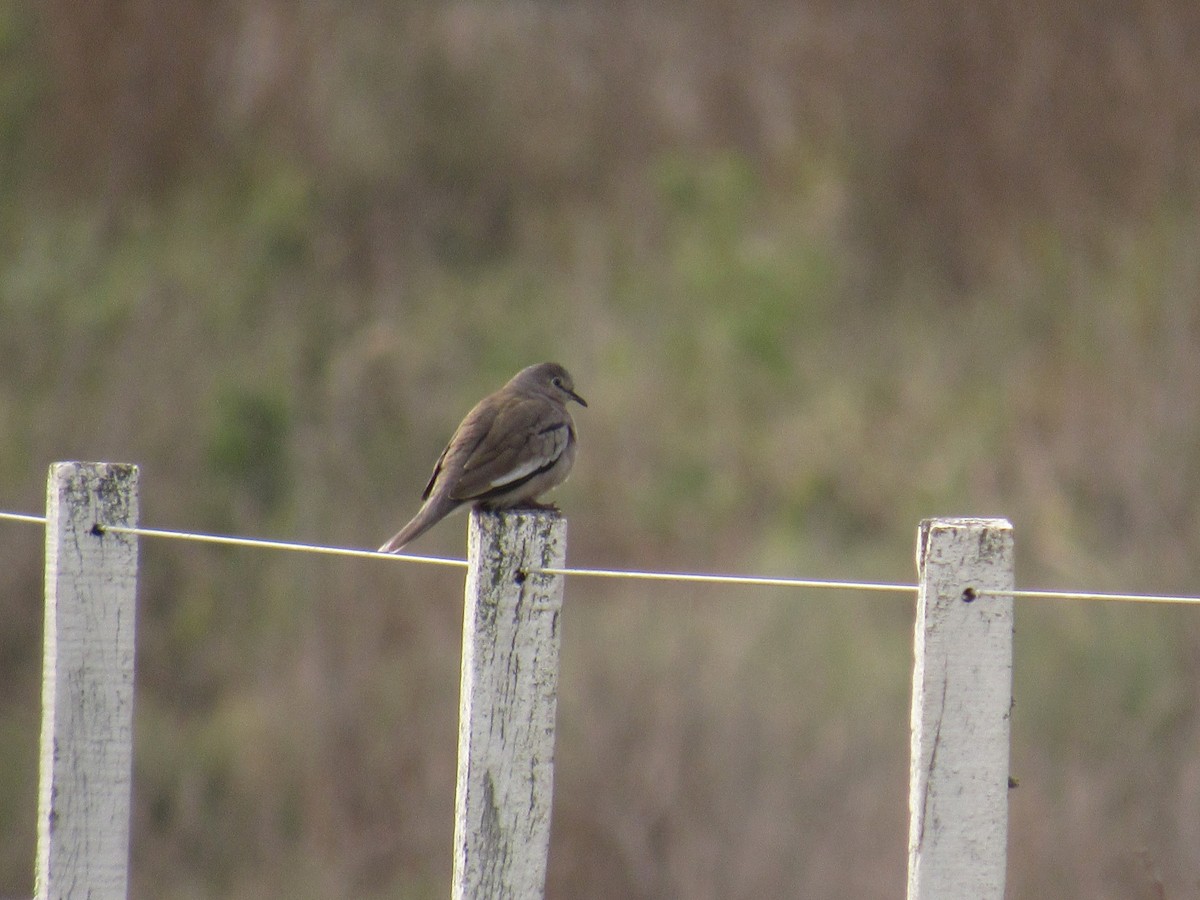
[37, 462, 140, 900]
[907, 517, 1014, 900]
[452, 509, 566, 900]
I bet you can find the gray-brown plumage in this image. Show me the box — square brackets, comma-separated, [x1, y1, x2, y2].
[378, 362, 587, 553]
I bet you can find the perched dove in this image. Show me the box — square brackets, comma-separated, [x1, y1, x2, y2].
[378, 362, 586, 552]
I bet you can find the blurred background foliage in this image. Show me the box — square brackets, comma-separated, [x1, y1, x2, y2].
[2, 0, 1200, 897]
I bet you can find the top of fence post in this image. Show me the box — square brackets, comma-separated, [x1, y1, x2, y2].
[907, 516, 1014, 900]
[452, 508, 566, 900]
[37, 462, 140, 900]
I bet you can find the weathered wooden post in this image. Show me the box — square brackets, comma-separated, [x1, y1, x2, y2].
[37, 462, 140, 900]
[452, 509, 567, 900]
[907, 517, 1014, 900]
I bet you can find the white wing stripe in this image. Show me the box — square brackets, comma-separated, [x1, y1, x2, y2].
[488, 455, 553, 488]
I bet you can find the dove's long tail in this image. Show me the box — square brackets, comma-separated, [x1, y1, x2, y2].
[378, 494, 461, 553]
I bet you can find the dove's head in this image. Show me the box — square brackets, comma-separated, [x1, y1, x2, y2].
[514, 362, 587, 408]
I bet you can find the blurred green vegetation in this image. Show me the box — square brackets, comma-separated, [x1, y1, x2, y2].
[2, 1, 1200, 897]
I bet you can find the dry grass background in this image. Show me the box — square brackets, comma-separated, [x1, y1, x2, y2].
[2, 1, 1200, 897]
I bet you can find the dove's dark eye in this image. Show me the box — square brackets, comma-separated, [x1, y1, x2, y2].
[552, 377, 563, 389]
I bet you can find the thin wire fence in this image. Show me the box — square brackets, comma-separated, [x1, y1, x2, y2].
[3, 508, 1200, 605]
